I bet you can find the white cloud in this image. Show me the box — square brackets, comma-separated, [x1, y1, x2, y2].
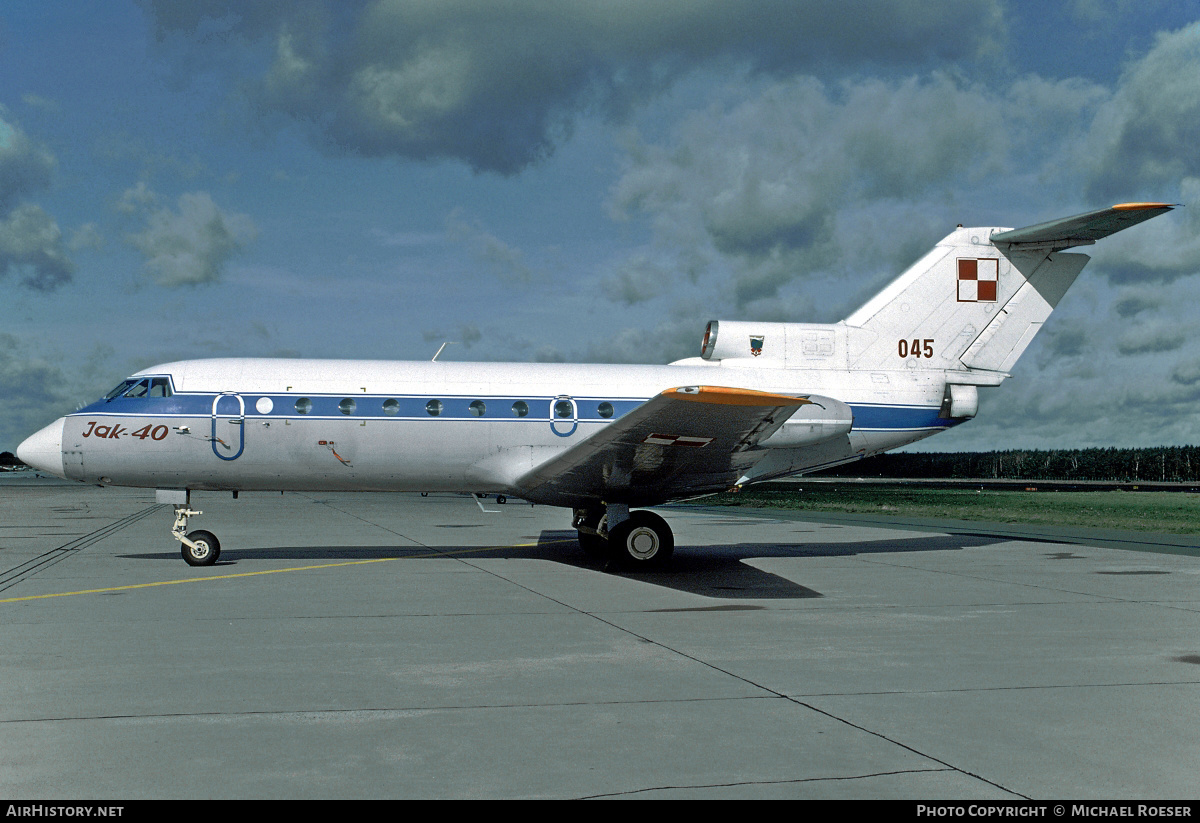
[605, 72, 1013, 326]
[1117, 320, 1188, 355]
[0, 204, 74, 291]
[68, 223, 105, 252]
[116, 181, 160, 214]
[0, 113, 73, 290]
[126, 190, 258, 287]
[444, 209, 536, 284]
[1084, 22, 1200, 199]
[0, 114, 55, 212]
[0, 333, 71, 450]
[145, 0, 1006, 174]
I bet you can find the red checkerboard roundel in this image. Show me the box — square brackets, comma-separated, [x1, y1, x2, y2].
[958, 258, 998, 302]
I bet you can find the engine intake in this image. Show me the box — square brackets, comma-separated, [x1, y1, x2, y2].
[700, 320, 792, 362]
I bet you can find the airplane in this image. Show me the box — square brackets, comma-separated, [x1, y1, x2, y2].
[16, 203, 1175, 568]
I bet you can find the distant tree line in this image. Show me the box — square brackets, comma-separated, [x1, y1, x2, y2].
[820, 446, 1200, 482]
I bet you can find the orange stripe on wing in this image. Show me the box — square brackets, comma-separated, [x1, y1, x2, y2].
[665, 386, 814, 406]
[1111, 202, 1174, 211]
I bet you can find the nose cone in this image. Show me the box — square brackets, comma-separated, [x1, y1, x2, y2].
[17, 418, 66, 479]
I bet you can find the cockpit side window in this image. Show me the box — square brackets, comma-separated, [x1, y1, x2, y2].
[149, 377, 173, 398]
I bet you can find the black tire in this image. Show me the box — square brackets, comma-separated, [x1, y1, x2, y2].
[182, 530, 220, 566]
[496, 495, 507, 504]
[577, 530, 607, 557]
[607, 511, 673, 568]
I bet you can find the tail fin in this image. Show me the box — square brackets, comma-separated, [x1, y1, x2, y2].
[843, 203, 1174, 374]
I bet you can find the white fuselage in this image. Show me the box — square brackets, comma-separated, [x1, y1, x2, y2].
[33, 356, 961, 506]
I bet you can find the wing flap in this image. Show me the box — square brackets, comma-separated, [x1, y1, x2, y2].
[513, 386, 826, 507]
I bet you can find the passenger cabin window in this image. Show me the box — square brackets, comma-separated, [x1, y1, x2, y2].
[338, 398, 356, 415]
[469, 400, 486, 417]
[382, 399, 400, 416]
[426, 399, 443, 417]
[597, 402, 614, 419]
[554, 400, 573, 419]
[295, 398, 313, 415]
[511, 401, 529, 418]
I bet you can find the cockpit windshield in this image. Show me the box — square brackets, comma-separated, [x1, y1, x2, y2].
[103, 376, 174, 400]
[104, 379, 138, 400]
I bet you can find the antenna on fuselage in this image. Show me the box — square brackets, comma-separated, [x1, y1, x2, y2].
[432, 341, 457, 361]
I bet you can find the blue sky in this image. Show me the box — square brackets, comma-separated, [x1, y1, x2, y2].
[2, 1, 1200, 453]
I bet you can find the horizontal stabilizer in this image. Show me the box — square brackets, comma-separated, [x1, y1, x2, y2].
[991, 203, 1174, 250]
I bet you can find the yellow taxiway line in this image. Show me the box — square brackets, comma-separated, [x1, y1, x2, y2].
[0, 540, 578, 604]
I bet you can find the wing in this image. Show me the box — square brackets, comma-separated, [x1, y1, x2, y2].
[991, 202, 1174, 250]
[512, 385, 829, 508]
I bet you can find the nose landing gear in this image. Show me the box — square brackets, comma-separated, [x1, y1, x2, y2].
[164, 492, 221, 566]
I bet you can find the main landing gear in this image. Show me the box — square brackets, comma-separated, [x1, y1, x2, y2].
[573, 504, 675, 569]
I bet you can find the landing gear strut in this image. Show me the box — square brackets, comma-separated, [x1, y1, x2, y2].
[170, 499, 221, 566]
[573, 505, 674, 568]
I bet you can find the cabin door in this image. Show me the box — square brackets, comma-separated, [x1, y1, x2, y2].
[211, 392, 246, 460]
[550, 395, 577, 437]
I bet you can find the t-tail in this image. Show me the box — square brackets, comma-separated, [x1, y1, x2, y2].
[842, 203, 1175, 381]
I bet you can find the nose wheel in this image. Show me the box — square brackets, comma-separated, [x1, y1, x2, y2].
[181, 529, 221, 566]
[172, 504, 221, 566]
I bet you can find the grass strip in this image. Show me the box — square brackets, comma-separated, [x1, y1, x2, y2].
[684, 484, 1200, 535]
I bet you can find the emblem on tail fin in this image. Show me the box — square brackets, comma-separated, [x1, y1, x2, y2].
[749, 336, 764, 356]
[957, 258, 999, 302]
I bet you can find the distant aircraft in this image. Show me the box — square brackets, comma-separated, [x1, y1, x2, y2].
[17, 203, 1174, 567]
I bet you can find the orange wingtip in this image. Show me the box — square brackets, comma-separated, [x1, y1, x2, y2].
[666, 386, 814, 406]
[1111, 202, 1174, 211]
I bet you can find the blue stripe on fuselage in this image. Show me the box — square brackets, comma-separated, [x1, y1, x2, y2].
[74, 393, 957, 432]
[73, 394, 646, 422]
[849, 403, 959, 431]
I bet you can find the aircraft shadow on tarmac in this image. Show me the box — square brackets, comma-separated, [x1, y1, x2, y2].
[124, 530, 1008, 601]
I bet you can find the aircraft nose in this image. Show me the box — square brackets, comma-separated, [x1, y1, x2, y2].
[16, 418, 66, 479]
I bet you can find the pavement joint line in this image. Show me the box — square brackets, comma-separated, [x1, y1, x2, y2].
[849, 554, 1200, 612]
[787, 696, 1031, 800]
[0, 504, 164, 592]
[795, 679, 1200, 697]
[442, 550, 1030, 800]
[580, 766, 961, 799]
[0, 693, 782, 725]
[0, 539, 580, 603]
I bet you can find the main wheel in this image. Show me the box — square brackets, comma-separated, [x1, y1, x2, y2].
[182, 530, 221, 566]
[607, 511, 673, 568]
